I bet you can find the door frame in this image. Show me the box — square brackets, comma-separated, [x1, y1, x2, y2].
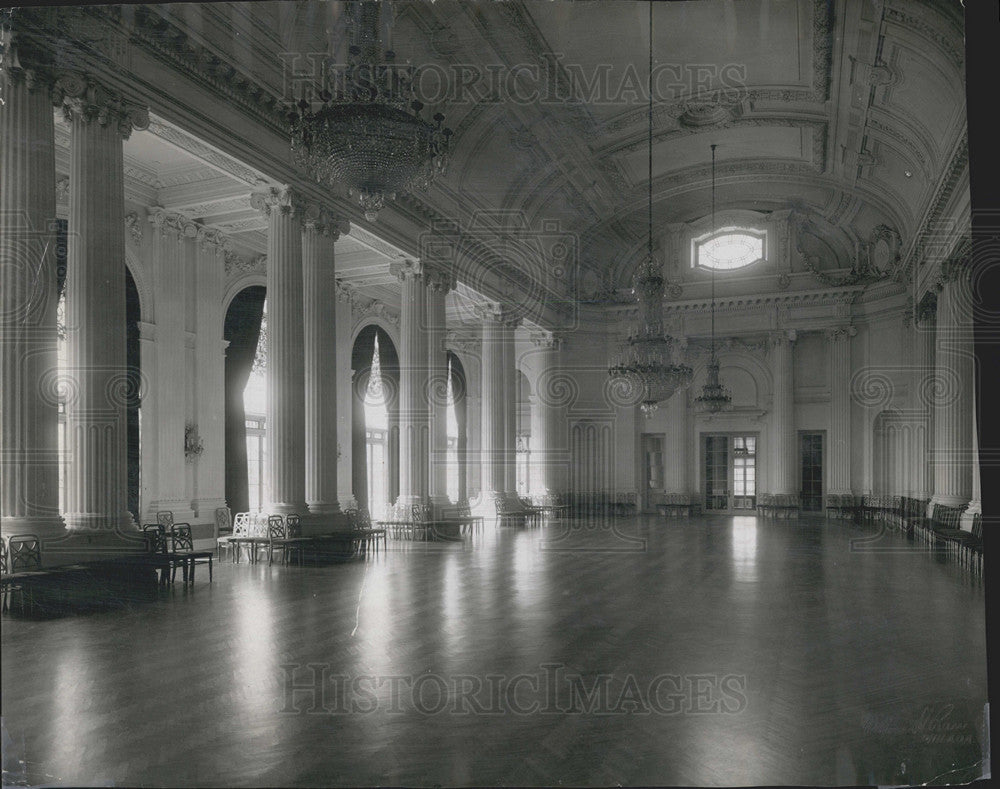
[700, 431, 760, 514]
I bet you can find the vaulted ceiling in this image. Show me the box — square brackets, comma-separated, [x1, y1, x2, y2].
[29, 0, 969, 317]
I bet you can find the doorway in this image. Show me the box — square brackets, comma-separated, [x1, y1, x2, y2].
[641, 433, 665, 512]
[702, 433, 758, 513]
[800, 432, 824, 512]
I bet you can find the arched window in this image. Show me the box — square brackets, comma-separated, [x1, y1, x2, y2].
[693, 227, 766, 271]
[364, 333, 390, 520]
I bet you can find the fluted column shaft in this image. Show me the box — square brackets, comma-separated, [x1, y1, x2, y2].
[425, 270, 452, 510]
[930, 265, 974, 509]
[533, 335, 567, 502]
[253, 189, 307, 516]
[63, 88, 147, 532]
[302, 220, 342, 517]
[502, 319, 519, 499]
[663, 390, 689, 495]
[479, 308, 506, 499]
[0, 66, 63, 537]
[911, 310, 935, 501]
[827, 327, 854, 495]
[768, 330, 796, 496]
[395, 261, 429, 507]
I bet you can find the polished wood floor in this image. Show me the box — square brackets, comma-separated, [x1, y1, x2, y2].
[2, 514, 988, 787]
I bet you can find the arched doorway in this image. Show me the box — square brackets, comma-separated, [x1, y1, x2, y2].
[445, 350, 468, 503]
[352, 326, 400, 518]
[223, 286, 266, 514]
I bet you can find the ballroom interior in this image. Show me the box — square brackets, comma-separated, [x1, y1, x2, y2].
[0, 0, 990, 787]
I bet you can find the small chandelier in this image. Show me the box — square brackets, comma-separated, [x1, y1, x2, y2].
[694, 144, 733, 413]
[608, 3, 693, 417]
[285, 1, 452, 222]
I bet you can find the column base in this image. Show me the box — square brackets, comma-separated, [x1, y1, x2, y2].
[960, 499, 981, 531]
[63, 510, 138, 532]
[928, 494, 970, 515]
[1, 515, 67, 542]
[301, 509, 351, 536]
[429, 495, 452, 518]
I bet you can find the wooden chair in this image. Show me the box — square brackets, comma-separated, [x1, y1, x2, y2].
[214, 506, 233, 560]
[1, 537, 13, 612]
[6, 534, 53, 614]
[267, 514, 311, 566]
[170, 524, 214, 584]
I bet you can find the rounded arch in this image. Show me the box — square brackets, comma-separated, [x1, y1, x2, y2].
[124, 247, 153, 325]
[351, 324, 401, 516]
[222, 285, 267, 514]
[690, 348, 773, 409]
[222, 273, 267, 331]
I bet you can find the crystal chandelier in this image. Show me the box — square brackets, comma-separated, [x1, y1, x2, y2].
[608, 3, 693, 417]
[285, 1, 452, 222]
[694, 144, 733, 413]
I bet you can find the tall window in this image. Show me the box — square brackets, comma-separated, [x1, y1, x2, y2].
[445, 356, 459, 502]
[516, 434, 531, 496]
[245, 417, 266, 511]
[244, 300, 268, 509]
[732, 435, 756, 509]
[694, 227, 766, 271]
[364, 334, 389, 519]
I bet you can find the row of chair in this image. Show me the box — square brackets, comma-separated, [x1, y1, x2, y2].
[141, 523, 214, 585]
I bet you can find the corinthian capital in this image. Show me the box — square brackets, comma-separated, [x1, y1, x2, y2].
[825, 325, 856, 343]
[389, 259, 423, 282]
[250, 186, 308, 218]
[424, 264, 456, 294]
[55, 72, 149, 139]
[768, 329, 796, 346]
[301, 203, 351, 239]
[529, 330, 561, 350]
[472, 301, 520, 328]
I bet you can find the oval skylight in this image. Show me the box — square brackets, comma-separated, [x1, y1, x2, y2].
[695, 229, 766, 271]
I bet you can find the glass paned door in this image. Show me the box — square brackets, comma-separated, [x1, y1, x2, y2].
[704, 435, 729, 511]
[732, 435, 756, 510]
[800, 432, 823, 512]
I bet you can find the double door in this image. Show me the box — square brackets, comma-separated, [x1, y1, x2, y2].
[703, 433, 757, 513]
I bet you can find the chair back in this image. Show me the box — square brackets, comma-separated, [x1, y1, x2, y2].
[143, 524, 167, 553]
[214, 507, 232, 537]
[268, 514, 286, 539]
[972, 513, 983, 541]
[8, 534, 42, 572]
[171, 524, 194, 553]
[156, 511, 175, 529]
[285, 514, 302, 537]
[233, 512, 250, 536]
[1, 538, 9, 575]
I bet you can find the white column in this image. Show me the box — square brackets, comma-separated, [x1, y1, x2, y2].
[502, 315, 521, 501]
[826, 326, 855, 495]
[62, 79, 148, 534]
[425, 267, 453, 513]
[145, 210, 195, 523]
[302, 211, 347, 524]
[393, 259, 429, 510]
[476, 304, 506, 512]
[911, 301, 935, 503]
[191, 229, 228, 520]
[530, 331, 567, 503]
[335, 281, 357, 511]
[0, 60, 63, 540]
[768, 329, 797, 498]
[663, 389, 689, 497]
[930, 262, 974, 511]
[251, 187, 308, 517]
